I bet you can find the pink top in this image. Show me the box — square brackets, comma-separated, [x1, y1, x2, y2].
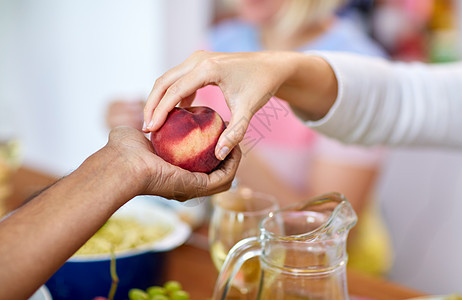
[194, 17, 387, 190]
[196, 86, 318, 150]
[196, 86, 384, 190]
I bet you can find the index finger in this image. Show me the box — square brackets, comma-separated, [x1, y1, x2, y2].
[143, 64, 188, 132]
[146, 68, 212, 132]
[143, 50, 216, 132]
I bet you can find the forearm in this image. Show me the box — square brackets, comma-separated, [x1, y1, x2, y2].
[305, 52, 462, 148]
[0, 125, 239, 299]
[0, 147, 141, 299]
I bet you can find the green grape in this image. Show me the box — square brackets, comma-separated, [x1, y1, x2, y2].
[164, 281, 182, 294]
[128, 288, 149, 300]
[147, 286, 166, 297]
[170, 290, 190, 300]
[151, 295, 169, 300]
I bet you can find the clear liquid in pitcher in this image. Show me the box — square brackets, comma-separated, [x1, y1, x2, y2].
[256, 210, 347, 300]
[213, 193, 356, 300]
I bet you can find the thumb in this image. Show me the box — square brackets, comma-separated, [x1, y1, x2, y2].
[215, 111, 252, 160]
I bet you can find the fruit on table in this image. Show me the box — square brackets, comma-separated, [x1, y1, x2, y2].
[151, 295, 169, 300]
[147, 286, 166, 297]
[150, 106, 226, 173]
[170, 290, 190, 300]
[164, 281, 182, 294]
[128, 288, 149, 300]
[129, 281, 190, 300]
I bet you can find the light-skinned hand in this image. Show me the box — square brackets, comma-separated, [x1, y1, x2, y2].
[142, 51, 337, 160]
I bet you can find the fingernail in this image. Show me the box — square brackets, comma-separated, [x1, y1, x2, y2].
[217, 146, 230, 160]
[142, 121, 147, 131]
[147, 120, 154, 130]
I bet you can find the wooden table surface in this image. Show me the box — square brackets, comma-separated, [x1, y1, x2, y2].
[8, 166, 428, 300]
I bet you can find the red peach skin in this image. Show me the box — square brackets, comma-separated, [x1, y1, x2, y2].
[151, 106, 226, 173]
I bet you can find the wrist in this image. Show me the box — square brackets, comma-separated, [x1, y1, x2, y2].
[277, 52, 338, 121]
[78, 146, 146, 207]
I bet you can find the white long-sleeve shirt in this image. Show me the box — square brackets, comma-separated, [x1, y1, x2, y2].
[299, 53, 462, 294]
[305, 52, 462, 149]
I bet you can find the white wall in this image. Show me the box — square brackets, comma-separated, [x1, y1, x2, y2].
[0, 0, 211, 176]
[164, 0, 213, 68]
[377, 148, 462, 294]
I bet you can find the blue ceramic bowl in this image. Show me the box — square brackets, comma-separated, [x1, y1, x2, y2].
[45, 198, 191, 300]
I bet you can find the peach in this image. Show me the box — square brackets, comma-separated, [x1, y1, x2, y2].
[150, 106, 226, 173]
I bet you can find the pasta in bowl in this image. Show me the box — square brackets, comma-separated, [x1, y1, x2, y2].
[46, 197, 191, 300]
[74, 217, 172, 257]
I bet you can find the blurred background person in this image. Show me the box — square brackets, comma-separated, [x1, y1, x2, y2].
[198, 0, 392, 277]
[201, 3, 462, 291]
[107, 0, 392, 277]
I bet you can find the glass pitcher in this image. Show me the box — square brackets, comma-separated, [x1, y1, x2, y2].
[213, 192, 357, 300]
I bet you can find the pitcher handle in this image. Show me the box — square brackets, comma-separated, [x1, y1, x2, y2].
[212, 236, 262, 300]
